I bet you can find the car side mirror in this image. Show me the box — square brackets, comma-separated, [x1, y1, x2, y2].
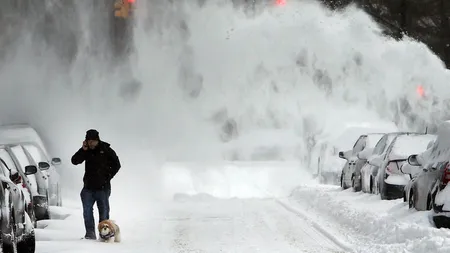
[38, 162, 50, 170]
[356, 152, 363, 160]
[400, 163, 418, 174]
[24, 165, 38, 175]
[338, 151, 345, 159]
[408, 154, 421, 166]
[51, 157, 62, 165]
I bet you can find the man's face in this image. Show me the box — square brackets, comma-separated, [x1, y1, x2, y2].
[87, 140, 99, 149]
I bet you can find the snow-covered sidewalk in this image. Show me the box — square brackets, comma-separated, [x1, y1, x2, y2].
[289, 185, 450, 253]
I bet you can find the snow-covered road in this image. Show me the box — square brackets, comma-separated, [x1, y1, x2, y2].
[33, 161, 450, 253]
[36, 195, 346, 253]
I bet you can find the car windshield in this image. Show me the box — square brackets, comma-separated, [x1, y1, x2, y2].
[366, 134, 384, 148]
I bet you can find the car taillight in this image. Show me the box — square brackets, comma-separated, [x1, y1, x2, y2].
[386, 162, 396, 173]
[386, 160, 405, 174]
[442, 163, 450, 185]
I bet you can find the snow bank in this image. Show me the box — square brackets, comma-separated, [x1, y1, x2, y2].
[290, 185, 450, 253]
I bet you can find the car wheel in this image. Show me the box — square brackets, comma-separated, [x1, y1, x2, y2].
[409, 191, 415, 209]
[427, 193, 435, 211]
[370, 177, 374, 194]
[17, 212, 35, 253]
[379, 181, 387, 200]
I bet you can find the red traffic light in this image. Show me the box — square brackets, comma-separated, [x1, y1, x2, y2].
[276, 0, 286, 6]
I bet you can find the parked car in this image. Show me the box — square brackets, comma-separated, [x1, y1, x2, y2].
[402, 120, 450, 228]
[348, 133, 385, 192]
[0, 147, 38, 227]
[21, 143, 62, 206]
[6, 144, 51, 221]
[0, 158, 36, 253]
[315, 142, 345, 185]
[315, 124, 398, 186]
[402, 160, 443, 211]
[360, 132, 421, 194]
[368, 133, 436, 200]
[339, 133, 385, 191]
[339, 134, 368, 189]
[0, 124, 62, 207]
[400, 140, 436, 211]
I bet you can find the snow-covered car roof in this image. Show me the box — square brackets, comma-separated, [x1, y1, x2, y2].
[330, 125, 397, 151]
[0, 124, 49, 157]
[388, 134, 437, 161]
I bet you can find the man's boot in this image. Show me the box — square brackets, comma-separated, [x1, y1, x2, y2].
[82, 231, 97, 240]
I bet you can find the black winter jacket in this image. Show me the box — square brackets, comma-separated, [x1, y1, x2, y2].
[71, 141, 121, 190]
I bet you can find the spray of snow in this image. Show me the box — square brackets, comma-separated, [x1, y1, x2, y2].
[0, 0, 450, 201]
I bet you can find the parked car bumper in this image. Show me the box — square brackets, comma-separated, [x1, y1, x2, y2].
[33, 195, 49, 220]
[383, 182, 405, 200]
[432, 209, 450, 229]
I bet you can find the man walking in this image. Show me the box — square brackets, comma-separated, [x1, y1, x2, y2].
[71, 129, 121, 240]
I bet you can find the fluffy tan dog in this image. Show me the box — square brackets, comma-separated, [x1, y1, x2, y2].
[98, 220, 121, 243]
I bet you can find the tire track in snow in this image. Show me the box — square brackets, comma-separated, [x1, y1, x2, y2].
[254, 185, 354, 253]
[275, 198, 354, 253]
[258, 199, 346, 253]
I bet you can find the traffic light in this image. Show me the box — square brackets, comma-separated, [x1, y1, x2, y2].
[114, 0, 134, 18]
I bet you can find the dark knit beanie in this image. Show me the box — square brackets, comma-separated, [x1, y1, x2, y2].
[85, 129, 100, 141]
